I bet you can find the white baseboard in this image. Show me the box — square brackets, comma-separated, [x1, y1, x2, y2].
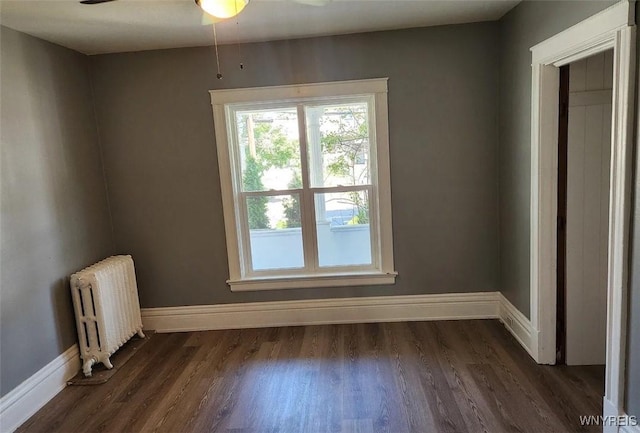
[497, 293, 536, 359]
[604, 396, 619, 419]
[0, 344, 80, 433]
[620, 423, 640, 433]
[618, 425, 640, 433]
[141, 292, 502, 333]
[603, 398, 640, 433]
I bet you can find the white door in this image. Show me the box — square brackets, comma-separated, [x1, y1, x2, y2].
[565, 51, 613, 366]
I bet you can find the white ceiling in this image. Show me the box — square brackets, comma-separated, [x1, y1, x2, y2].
[0, 0, 519, 55]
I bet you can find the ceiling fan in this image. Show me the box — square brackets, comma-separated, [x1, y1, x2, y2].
[79, 0, 333, 18]
[79, 0, 332, 78]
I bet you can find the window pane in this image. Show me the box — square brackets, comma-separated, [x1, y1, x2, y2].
[247, 194, 304, 271]
[315, 191, 372, 267]
[306, 102, 371, 188]
[236, 108, 302, 192]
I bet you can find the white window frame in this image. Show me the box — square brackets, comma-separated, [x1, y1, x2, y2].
[210, 78, 396, 291]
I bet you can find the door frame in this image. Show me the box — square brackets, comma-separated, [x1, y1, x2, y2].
[529, 0, 635, 425]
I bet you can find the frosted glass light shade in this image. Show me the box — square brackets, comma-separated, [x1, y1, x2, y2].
[198, 0, 248, 19]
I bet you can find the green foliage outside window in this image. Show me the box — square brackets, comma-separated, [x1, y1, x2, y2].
[281, 173, 302, 228]
[241, 106, 370, 230]
[321, 106, 370, 224]
[243, 156, 270, 229]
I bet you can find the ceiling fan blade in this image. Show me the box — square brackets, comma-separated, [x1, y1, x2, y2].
[291, 0, 331, 6]
[79, 0, 118, 4]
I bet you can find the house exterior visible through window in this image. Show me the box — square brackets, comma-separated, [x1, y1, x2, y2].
[210, 79, 396, 291]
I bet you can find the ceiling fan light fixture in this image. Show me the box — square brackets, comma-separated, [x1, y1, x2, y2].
[196, 0, 248, 19]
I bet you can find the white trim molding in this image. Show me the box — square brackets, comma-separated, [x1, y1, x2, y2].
[497, 294, 536, 358]
[604, 402, 640, 433]
[603, 400, 640, 433]
[531, 3, 635, 66]
[529, 0, 636, 426]
[604, 394, 619, 423]
[227, 271, 397, 292]
[209, 78, 388, 105]
[141, 292, 502, 333]
[620, 421, 640, 433]
[0, 345, 80, 433]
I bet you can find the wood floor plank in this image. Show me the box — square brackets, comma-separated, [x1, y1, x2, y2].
[161, 331, 249, 433]
[426, 321, 509, 433]
[461, 321, 565, 433]
[89, 336, 197, 433]
[481, 321, 602, 432]
[18, 320, 604, 433]
[19, 334, 181, 433]
[405, 322, 469, 433]
[318, 323, 345, 433]
[191, 328, 268, 433]
[172, 333, 254, 432]
[468, 363, 527, 433]
[366, 324, 410, 433]
[16, 385, 91, 433]
[341, 418, 374, 433]
[382, 322, 439, 433]
[295, 325, 328, 433]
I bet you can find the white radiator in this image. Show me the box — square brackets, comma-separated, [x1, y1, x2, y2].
[70, 255, 145, 377]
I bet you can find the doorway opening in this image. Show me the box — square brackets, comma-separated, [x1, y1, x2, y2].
[556, 51, 614, 369]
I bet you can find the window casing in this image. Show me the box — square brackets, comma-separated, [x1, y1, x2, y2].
[210, 79, 396, 291]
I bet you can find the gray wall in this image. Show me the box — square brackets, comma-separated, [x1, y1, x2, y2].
[90, 23, 501, 307]
[625, 1, 640, 419]
[0, 27, 114, 396]
[497, 0, 618, 316]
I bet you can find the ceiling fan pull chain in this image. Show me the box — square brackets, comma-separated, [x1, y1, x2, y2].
[212, 23, 223, 79]
[235, 2, 244, 70]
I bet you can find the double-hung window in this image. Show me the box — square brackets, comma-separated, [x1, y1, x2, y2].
[210, 78, 396, 291]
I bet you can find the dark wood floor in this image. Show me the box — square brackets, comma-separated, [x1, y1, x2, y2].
[18, 320, 604, 433]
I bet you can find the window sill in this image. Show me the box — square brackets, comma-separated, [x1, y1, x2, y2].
[227, 271, 398, 292]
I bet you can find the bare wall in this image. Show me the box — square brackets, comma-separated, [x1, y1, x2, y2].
[90, 23, 500, 307]
[497, 0, 618, 316]
[0, 26, 114, 396]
